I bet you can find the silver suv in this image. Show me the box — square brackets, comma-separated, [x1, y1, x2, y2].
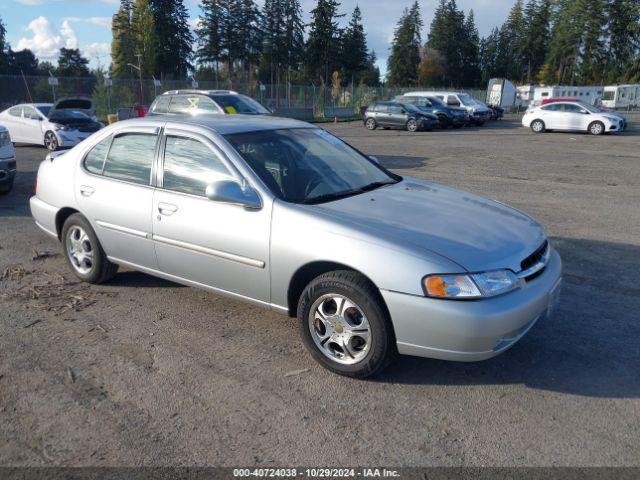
[30, 115, 562, 378]
[148, 90, 271, 116]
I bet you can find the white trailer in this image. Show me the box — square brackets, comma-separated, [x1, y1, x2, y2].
[531, 85, 604, 106]
[486, 78, 518, 111]
[601, 85, 640, 109]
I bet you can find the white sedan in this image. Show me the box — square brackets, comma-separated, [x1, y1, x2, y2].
[522, 101, 627, 135]
[0, 98, 102, 150]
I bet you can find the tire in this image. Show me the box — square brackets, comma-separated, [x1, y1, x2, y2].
[530, 119, 545, 133]
[297, 270, 396, 378]
[0, 182, 12, 195]
[61, 213, 118, 284]
[365, 118, 377, 130]
[406, 119, 419, 132]
[44, 131, 59, 151]
[588, 121, 604, 135]
[436, 114, 450, 128]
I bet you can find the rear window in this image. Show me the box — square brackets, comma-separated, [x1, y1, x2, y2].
[151, 95, 171, 114]
[168, 95, 220, 114]
[102, 133, 157, 185]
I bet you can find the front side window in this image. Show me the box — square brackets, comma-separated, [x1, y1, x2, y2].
[22, 106, 37, 118]
[9, 107, 22, 117]
[162, 136, 231, 196]
[389, 105, 403, 114]
[84, 135, 112, 174]
[225, 128, 399, 204]
[102, 133, 157, 185]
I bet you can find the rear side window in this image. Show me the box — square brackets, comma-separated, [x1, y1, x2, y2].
[388, 105, 403, 114]
[83, 135, 112, 174]
[375, 104, 388, 113]
[9, 107, 22, 117]
[102, 133, 157, 185]
[542, 104, 559, 111]
[162, 136, 230, 196]
[151, 95, 171, 114]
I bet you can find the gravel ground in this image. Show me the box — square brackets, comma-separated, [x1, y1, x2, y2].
[0, 116, 639, 467]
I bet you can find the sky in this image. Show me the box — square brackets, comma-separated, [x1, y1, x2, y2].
[1, 0, 515, 78]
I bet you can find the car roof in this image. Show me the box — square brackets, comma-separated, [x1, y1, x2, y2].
[115, 114, 314, 135]
[160, 90, 239, 96]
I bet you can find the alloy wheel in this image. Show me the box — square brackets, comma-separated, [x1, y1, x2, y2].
[590, 122, 603, 135]
[44, 132, 58, 151]
[65, 225, 94, 275]
[308, 294, 371, 365]
[365, 119, 376, 130]
[407, 120, 418, 132]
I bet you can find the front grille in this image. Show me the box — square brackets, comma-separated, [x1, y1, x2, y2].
[521, 240, 548, 271]
[77, 125, 100, 133]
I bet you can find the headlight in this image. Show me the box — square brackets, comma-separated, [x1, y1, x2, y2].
[423, 270, 519, 299]
[52, 123, 68, 131]
[0, 131, 10, 147]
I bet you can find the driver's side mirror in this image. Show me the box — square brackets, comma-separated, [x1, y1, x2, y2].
[205, 179, 261, 209]
[580, 109, 589, 114]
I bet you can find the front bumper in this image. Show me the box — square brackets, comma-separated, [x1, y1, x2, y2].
[382, 248, 563, 362]
[0, 157, 16, 188]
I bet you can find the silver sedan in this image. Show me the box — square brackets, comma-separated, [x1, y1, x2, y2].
[30, 115, 562, 378]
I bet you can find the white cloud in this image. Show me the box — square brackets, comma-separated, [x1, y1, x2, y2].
[65, 17, 112, 28]
[59, 20, 78, 49]
[83, 42, 111, 61]
[17, 16, 63, 59]
[15, 0, 46, 5]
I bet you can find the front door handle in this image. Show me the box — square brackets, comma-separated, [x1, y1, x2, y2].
[79, 185, 95, 197]
[158, 202, 178, 216]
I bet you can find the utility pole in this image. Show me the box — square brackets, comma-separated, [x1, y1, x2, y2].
[128, 53, 144, 105]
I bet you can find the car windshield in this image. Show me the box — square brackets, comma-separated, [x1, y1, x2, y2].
[49, 110, 91, 121]
[37, 106, 52, 117]
[212, 94, 270, 115]
[458, 94, 475, 106]
[225, 128, 400, 204]
[426, 96, 446, 107]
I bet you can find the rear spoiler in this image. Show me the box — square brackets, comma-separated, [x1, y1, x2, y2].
[45, 151, 67, 162]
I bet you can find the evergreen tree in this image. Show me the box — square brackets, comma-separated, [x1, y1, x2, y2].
[461, 10, 480, 86]
[131, 0, 156, 77]
[340, 6, 369, 84]
[479, 28, 500, 84]
[607, 0, 640, 82]
[56, 48, 91, 77]
[149, 0, 193, 78]
[306, 0, 344, 84]
[360, 50, 381, 86]
[0, 16, 10, 74]
[577, 0, 607, 84]
[519, 0, 551, 83]
[111, 0, 136, 78]
[426, 0, 468, 87]
[196, 0, 225, 80]
[387, 1, 423, 86]
[9, 49, 40, 75]
[496, 0, 525, 80]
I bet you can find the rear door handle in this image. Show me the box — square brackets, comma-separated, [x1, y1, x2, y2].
[158, 202, 178, 216]
[79, 185, 95, 197]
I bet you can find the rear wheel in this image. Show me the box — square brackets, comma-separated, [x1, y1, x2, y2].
[61, 213, 118, 284]
[297, 270, 396, 378]
[406, 119, 419, 132]
[365, 118, 377, 130]
[44, 131, 58, 151]
[530, 119, 545, 133]
[588, 121, 604, 135]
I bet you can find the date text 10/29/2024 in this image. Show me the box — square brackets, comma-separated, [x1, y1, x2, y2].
[233, 468, 401, 478]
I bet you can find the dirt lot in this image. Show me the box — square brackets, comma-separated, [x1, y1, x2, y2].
[1, 117, 639, 467]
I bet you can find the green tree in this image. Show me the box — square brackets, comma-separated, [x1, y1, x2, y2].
[149, 0, 193, 78]
[360, 50, 381, 86]
[496, 0, 526, 80]
[387, 1, 423, 86]
[340, 6, 369, 84]
[306, 0, 344, 84]
[607, 0, 640, 82]
[111, 0, 136, 78]
[56, 48, 91, 77]
[131, 0, 156, 77]
[461, 10, 481, 86]
[0, 15, 11, 74]
[8, 49, 40, 75]
[519, 0, 551, 83]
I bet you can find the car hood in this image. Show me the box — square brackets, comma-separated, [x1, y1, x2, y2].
[49, 97, 95, 117]
[311, 178, 546, 272]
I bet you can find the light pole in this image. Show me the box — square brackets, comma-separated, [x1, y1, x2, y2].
[128, 53, 143, 105]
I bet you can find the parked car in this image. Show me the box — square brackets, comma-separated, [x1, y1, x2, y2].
[0, 125, 16, 194]
[522, 101, 627, 135]
[148, 90, 271, 116]
[487, 104, 504, 120]
[397, 95, 468, 128]
[402, 91, 492, 126]
[364, 102, 438, 132]
[31, 115, 562, 378]
[0, 98, 102, 151]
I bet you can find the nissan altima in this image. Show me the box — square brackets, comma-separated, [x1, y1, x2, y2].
[30, 115, 562, 378]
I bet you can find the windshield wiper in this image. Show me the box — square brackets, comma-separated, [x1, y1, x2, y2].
[359, 180, 398, 192]
[303, 189, 363, 205]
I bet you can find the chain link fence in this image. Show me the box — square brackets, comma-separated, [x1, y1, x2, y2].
[0, 74, 487, 121]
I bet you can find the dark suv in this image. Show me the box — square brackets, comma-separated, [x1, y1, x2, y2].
[398, 95, 468, 128]
[148, 90, 271, 116]
[364, 102, 438, 132]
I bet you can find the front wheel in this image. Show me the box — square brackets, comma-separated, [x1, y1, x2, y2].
[365, 118, 377, 130]
[588, 121, 604, 135]
[62, 213, 118, 284]
[44, 131, 59, 151]
[406, 119, 419, 132]
[297, 270, 396, 378]
[530, 119, 545, 133]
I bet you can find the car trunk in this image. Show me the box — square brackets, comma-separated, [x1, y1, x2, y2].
[49, 97, 96, 119]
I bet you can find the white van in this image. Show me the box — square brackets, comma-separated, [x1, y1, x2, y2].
[402, 91, 491, 125]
